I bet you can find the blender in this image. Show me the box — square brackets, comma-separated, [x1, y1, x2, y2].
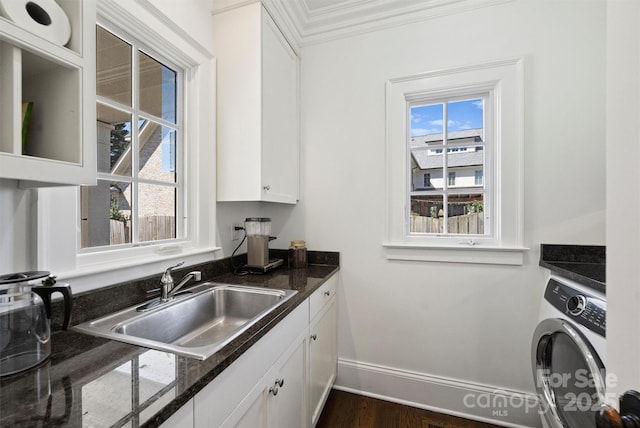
[244, 218, 283, 273]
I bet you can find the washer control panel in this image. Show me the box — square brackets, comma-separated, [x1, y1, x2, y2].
[545, 278, 606, 337]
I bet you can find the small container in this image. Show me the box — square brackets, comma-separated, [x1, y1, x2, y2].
[289, 240, 307, 269]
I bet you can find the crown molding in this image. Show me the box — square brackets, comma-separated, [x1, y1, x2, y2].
[210, 0, 512, 49]
[262, 0, 303, 53]
[211, 0, 259, 15]
[271, 0, 514, 46]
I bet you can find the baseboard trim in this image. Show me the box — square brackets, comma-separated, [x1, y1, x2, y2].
[335, 358, 541, 428]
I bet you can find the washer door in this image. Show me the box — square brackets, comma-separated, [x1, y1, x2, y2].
[532, 318, 606, 428]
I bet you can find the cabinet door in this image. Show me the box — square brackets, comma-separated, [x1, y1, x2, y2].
[261, 8, 299, 204]
[268, 337, 307, 428]
[227, 389, 268, 428]
[309, 298, 337, 427]
[213, 3, 299, 204]
[221, 331, 308, 428]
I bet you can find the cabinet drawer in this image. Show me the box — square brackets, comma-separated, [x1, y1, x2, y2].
[310, 273, 337, 321]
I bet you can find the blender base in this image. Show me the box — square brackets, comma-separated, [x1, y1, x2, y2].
[244, 259, 284, 274]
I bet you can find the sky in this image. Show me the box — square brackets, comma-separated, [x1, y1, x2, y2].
[410, 98, 483, 137]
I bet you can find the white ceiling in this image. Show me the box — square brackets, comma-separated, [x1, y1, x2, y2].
[211, 0, 512, 46]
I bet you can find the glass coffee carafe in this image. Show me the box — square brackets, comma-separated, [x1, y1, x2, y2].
[0, 272, 72, 377]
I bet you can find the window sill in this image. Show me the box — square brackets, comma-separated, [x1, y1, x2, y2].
[382, 243, 528, 265]
[57, 246, 222, 294]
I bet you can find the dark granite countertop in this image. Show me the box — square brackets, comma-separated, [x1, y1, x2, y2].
[539, 244, 605, 293]
[0, 253, 339, 427]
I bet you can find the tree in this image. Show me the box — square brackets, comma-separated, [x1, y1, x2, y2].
[110, 123, 130, 169]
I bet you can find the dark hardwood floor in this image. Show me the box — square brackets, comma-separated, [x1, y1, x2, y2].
[316, 390, 502, 428]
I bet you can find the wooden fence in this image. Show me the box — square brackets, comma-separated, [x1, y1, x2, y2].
[110, 220, 129, 244]
[110, 216, 175, 244]
[410, 212, 484, 234]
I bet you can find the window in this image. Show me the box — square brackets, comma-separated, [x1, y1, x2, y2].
[81, 25, 183, 250]
[35, 2, 216, 291]
[409, 94, 487, 236]
[448, 171, 456, 187]
[385, 59, 525, 264]
[423, 173, 431, 188]
[475, 170, 483, 186]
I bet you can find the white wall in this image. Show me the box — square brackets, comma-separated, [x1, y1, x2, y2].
[149, 0, 215, 45]
[0, 180, 36, 273]
[299, 0, 605, 425]
[606, 0, 640, 406]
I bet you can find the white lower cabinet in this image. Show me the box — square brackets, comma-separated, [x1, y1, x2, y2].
[268, 336, 307, 428]
[308, 280, 338, 427]
[222, 331, 307, 428]
[186, 273, 338, 428]
[193, 303, 308, 428]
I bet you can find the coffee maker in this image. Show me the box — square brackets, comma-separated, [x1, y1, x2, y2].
[244, 218, 283, 273]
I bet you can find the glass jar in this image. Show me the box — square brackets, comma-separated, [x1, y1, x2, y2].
[288, 240, 307, 269]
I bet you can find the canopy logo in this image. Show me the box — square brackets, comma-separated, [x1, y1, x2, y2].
[462, 390, 538, 417]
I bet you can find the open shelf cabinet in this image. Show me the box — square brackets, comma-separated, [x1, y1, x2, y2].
[0, 0, 96, 186]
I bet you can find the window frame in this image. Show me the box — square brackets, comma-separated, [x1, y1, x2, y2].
[408, 91, 490, 238]
[384, 58, 526, 265]
[35, 0, 218, 292]
[408, 91, 491, 238]
[81, 23, 186, 253]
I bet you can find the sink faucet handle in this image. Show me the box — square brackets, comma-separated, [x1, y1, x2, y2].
[165, 261, 184, 273]
[162, 261, 185, 283]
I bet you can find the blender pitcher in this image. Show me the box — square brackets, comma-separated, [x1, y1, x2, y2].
[245, 217, 272, 267]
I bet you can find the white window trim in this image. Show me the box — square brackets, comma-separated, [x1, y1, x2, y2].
[36, 0, 219, 293]
[384, 58, 527, 265]
[85, 22, 185, 253]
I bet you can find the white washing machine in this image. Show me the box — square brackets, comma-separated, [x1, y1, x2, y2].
[531, 275, 606, 428]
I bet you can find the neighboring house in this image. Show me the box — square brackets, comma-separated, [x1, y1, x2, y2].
[410, 128, 484, 190]
[110, 121, 176, 219]
[82, 116, 176, 248]
[409, 129, 484, 217]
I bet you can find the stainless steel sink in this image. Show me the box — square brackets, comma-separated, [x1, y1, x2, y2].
[73, 283, 297, 359]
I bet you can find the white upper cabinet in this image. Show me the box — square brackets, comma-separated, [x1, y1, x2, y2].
[213, 3, 299, 204]
[0, 0, 97, 187]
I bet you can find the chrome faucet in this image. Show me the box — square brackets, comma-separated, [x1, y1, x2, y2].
[159, 261, 202, 302]
[167, 270, 202, 301]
